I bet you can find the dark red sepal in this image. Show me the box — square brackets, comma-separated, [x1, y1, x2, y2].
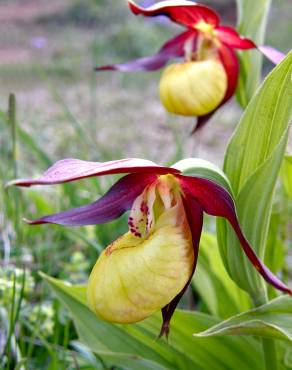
[218, 43, 239, 104]
[179, 175, 292, 295]
[26, 173, 157, 226]
[128, 0, 220, 28]
[191, 112, 214, 134]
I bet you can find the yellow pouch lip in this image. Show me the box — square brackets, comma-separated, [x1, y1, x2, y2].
[159, 58, 227, 117]
[87, 176, 194, 324]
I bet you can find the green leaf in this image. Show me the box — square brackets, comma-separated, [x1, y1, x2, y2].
[193, 233, 251, 318]
[281, 155, 292, 199]
[193, 232, 251, 318]
[194, 296, 292, 342]
[218, 51, 292, 298]
[235, 0, 271, 106]
[40, 273, 172, 370]
[283, 342, 292, 368]
[265, 211, 285, 274]
[41, 273, 264, 370]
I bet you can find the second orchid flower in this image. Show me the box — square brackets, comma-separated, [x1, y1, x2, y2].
[96, 0, 284, 131]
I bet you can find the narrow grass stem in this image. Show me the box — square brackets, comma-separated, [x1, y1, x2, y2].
[5, 271, 16, 369]
[7, 93, 23, 252]
[8, 93, 17, 178]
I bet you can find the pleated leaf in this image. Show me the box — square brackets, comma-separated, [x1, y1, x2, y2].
[281, 155, 292, 199]
[193, 232, 251, 319]
[235, 0, 271, 106]
[194, 296, 292, 342]
[41, 273, 264, 370]
[217, 51, 292, 299]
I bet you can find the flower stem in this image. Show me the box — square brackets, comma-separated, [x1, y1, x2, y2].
[252, 292, 278, 370]
[262, 338, 278, 370]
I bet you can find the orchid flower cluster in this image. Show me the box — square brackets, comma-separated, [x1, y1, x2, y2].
[9, 0, 290, 339]
[10, 158, 291, 336]
[96, 0, 284, 131]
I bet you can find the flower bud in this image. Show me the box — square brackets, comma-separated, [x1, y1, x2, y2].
[87, 176, 194, 324]
[159, 58, 227, 116]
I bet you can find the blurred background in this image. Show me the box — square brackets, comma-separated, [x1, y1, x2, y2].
[0, 0, 291, 369]
[0, 0, 291, 171]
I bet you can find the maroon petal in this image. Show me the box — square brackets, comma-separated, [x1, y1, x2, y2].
[179, 175, 292, 295]
[258, 45, 285, 65]
[95, 30, 196, 72]
[128, 0, 220, 28]
[160, 196, 203, 338]
[26, 173, 157, 226]
[8, 158, 179, 187]
[218, 43, 239, 104]
[216, 26, 255, 49]
[192, 43, 239, 133]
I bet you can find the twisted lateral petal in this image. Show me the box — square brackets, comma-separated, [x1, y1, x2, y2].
[258, 45, 286, 65]
[128, 0, 220, 28]
[160, 196, 203, 337]
[179, 175, 292, 295]
[216, 26, 255, 49]
[216, 27, 285, 65]
[26, 173, 157, 226]
[8, 158, 179, 187]
[95, 30, 196, 72]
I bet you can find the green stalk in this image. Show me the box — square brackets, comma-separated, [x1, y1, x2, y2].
[8, 94, 17, 178]
[5, 271, 16, 369]
[62, 319, 71, 349]
[253, 292, 278, 370]
[7, 93, 23, 251]
[262, 338, 278, 370]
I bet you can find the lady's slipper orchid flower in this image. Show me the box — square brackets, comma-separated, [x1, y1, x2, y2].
[10, 158, 291, 336]
[96, 0, 285, 131]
